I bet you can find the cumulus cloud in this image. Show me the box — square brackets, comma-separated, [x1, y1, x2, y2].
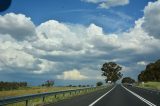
[56, 69, 88, 80]
[142, 0, 160, 39]
[32, 59, 57, 74]
[137, 61, 148, 66]
[34, 20, 86, 52]
[0, 13, 36, 41]
[0, 39, 38, 71]
[82, 0, 129, 9]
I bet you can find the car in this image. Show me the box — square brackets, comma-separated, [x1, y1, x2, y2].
[127, 84, 133, 86]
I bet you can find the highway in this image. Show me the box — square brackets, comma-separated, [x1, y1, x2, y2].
[46, 85, 160, 106]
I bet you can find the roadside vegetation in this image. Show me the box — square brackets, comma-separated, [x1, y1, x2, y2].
[0, 81, 27, 91]
[137, 82, 160, 90]
[0, 86, 80, 99]
[136, 59, 160, 90]
[0, 79, 112, 106]
[119, 59, 160, 91]
[121, 77, 135, 84]
[0, 85, 112, 106]
[1, 80, 95, 99]
[138, 59, 160, 82]
[119, 59, 160, 90]
[101, 62, 122, 83]
[96, 82, 103, 86]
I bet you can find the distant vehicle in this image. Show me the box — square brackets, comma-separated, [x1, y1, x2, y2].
[123, 83, 133, 86]
[127, 83, 133, 86]
[108, 81, 112, 84]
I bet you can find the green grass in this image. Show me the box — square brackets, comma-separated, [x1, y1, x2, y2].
[137, 82, 160, 90]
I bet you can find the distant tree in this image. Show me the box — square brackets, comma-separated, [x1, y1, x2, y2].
[42, 80, 54, 87]
[0, 81, 28, 91]
[41, 84, 45, 87]
[101, 62, 122, 83]
[86, 85, 90, 87]
[96, 82, 103, 86]
[138, 59, 160, 82]
[82, 85, 86, 87]
[68, 85, 73, 87]
[78, 85, 82, 87]
[46, 80, 54, 87]
[121, 77, 135, 84]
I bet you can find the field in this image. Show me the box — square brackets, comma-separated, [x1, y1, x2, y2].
[0, 86, 80, 99]
[137, 82, 160, 90]
[0, 86, 108, 106]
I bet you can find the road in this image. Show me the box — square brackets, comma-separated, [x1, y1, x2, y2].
[46, 85, 160, 106]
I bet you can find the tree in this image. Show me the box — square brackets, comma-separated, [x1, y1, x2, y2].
[42, 80, 54, 87]
[101, 62, 122, 83]
[78, 85, 82, 87]
[0, 81, 28, 91]
[121, 77, 135, 84]
[138, 59, 160, 82]
[96, 82, 103, 86]
[46, 80, 54, 87]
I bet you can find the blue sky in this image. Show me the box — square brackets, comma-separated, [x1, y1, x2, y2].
[0, 0, 160, 86]
[1, 0, 156, 32]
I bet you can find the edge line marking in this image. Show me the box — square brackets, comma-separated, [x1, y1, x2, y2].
[88, 85, 116, 106]
[122, 85, 156, 106]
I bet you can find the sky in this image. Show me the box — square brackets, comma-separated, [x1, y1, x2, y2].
[0, 0, 160, 86]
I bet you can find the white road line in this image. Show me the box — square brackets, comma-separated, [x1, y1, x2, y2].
[88, 85, 116, 106]
[122, 85, 156, 106]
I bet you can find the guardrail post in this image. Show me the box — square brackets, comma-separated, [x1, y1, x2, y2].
[43, 96, 45, 102]
[25, 100, 29, 106]
[0, 87, 101, 106]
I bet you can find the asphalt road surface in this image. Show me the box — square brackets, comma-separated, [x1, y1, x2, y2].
[46, 85, 160, 106]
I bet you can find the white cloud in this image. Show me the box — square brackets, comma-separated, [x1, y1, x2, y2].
[82, 0, 104, 3]
[82, 0, 129, 9]
[0, 13, 159, 74]
[142, 0, 160, 39]
[56, 69, 88, 80]
[137, 61, 148, 66]
[120, 65, 131, 72]
[33, 59, 56, 74]
[34, 20, 86, 52]
[0, 41, 39, 71]
[119, 18, 160, 54]
[0, 13, 36, 41]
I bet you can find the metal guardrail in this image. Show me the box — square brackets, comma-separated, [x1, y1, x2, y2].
[0, 86, 106, 106]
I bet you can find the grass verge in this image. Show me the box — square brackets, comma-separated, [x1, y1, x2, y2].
[0, 87, 80, 99]
[137, 82, 160, 90]
[2, 86, 113, 106]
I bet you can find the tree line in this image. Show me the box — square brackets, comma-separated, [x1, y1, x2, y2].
[41, 80, 54, 87]
[0, 81, 27, 91]
[100, 59, 160, 84]
[138, 59, 160, 82]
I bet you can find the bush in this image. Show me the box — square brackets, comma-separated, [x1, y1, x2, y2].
[96, 82, 103, 86]
[0, 81, 27, 91]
